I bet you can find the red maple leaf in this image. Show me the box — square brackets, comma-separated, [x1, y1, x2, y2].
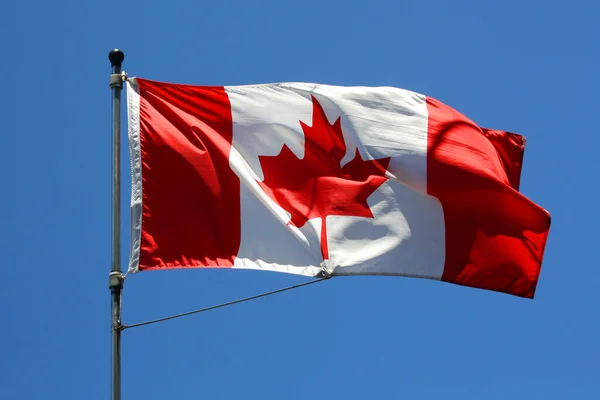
[257, 95, 391, 260]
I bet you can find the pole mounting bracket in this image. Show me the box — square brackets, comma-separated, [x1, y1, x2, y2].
[109, 71, 127, 89]
[109, 271, 125, 290]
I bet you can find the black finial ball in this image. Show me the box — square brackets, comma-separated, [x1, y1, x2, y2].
[109, 49, 125, 67]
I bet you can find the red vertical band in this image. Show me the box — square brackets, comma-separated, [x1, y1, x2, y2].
[136, 78, 240, 270]
[426, 97, 551, 298]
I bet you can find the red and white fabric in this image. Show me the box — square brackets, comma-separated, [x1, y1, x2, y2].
[126, 78, 551, 298]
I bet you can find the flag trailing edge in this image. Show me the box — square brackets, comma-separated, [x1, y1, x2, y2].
[125, 77, 551, 298]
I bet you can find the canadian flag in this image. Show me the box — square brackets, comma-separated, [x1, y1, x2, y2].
[126, 78, 550, 298]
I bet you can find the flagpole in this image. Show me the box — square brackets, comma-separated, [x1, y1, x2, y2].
[108, 48, 125, 400]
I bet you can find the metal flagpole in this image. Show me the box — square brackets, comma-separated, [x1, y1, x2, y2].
[108, 48, 125, 400]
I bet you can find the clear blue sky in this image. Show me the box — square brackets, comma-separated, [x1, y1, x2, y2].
[1, 0, 599, 399]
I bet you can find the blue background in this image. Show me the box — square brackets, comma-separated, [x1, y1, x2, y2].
[1, 1, 599, 398]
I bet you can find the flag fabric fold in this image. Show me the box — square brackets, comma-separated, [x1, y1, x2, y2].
[126, 77, 550, 298]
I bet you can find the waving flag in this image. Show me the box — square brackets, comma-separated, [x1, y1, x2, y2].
[125, 77, 550, 298]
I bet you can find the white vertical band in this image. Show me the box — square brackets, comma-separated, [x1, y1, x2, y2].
[226, 83, 445, 280]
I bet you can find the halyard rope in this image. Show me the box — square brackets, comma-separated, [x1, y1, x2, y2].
[120, 276, 331, 330]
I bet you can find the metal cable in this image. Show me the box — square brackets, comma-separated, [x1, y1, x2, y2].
[121, 276, 331, 330]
